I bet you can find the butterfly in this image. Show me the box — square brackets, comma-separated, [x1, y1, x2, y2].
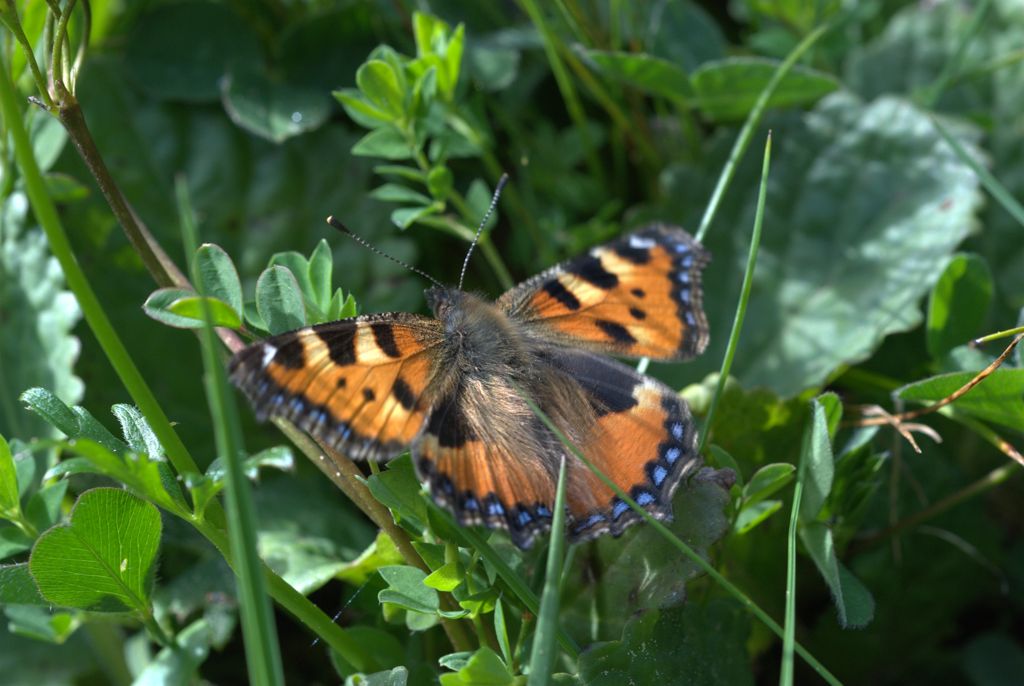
[229, 224, 710, 549]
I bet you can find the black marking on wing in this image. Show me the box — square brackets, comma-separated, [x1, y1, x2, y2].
[371, 322, 402, 358]
[596, 319, 637, 346]
[542, 278, 581, 310]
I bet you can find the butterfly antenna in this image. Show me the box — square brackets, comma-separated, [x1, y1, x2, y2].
[326, 216, 444, 288]
[458, 173, 509, 289]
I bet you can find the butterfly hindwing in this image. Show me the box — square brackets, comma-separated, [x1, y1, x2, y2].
[498, 224, 710, 361]
[229, 314, 442, 461]
[412, 344, 701, 548]
[545, 348, 701, 542]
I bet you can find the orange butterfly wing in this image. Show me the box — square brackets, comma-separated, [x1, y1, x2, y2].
[411, 348, 700, 548]
[497, 224, 710, 360]
[229, 314, 442, 460]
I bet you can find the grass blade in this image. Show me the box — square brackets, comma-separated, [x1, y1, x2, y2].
[781, 467, 803, 685]
[695, 24, 829, 243]
[699, 132, 772, 454]
[176, 178, 285, 686]
[527, 455, 568, 685]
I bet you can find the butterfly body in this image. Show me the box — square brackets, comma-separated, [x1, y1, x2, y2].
[230, 225, 710, 548]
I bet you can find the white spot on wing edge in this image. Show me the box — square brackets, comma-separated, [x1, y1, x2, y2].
[261, 344, 278, 368]
[629, 235, 656, 249]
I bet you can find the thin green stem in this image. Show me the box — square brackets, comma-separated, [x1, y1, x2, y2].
[973, 325, 1024, 346]
[780, 478, 802, 686]
[0, 4, 54, 109]
[695, 24, 830, 243]
[699, 133, 772, 454]
[0, 51, 202, 480]
[178, 178, 284, 686]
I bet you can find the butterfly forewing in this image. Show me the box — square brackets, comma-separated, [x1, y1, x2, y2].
[229, 314, 442, 461]
[498, 225, 710, 361]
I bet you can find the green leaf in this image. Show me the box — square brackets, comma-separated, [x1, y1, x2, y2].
[254, 474, 373, 595]
[423, 562, 464, 592]
[352, 128, 415, 160]
[68, 439, 181, 513]
[29, 488, 162, 613]
[896, 369, 1024, 432]
[336, 532, 405, 586]
[222, 67, 331, 143]
[195, 243, 243, 317]
[799, 395, 836, 521]
[742, 463, 795, 506]
[344, 666, 409, 686]
[366, 455, 428, 532]
[0, 435, 20, 516]
[135, 612, 237, 684]
[143, 287, 204, 329]
[308, 240, 334, 313]
[0, 563, 45, 604]
[578, 602, 753, 685]
[927, 253, 993, 360]
[378, 565, 439, 615]
[670, 93, 984, 396]
[166, 295, 243, 329]
[734, 499, 783, 534]
[413, 13, 464, 101]
[371, 183, 433, 205]
[962, 633, 1024, 686]
[256, 265, 306, 334]
[357, 60, 406, 118]
[333, 89, 395, 129]
[391, 204, 441, 229]
[328, 290, 359, 321]
[25, 481, 67, 532]
[123, 2, 262, 102]
[438, 647, 514, 686]
[584, 50, 693, 103]
[111, 404, 164, 460]
[799, 522, 874, 628]
[691, 57, 839, 121]
[5, 605, 81, 644]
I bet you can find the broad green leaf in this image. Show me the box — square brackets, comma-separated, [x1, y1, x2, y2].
[584, 50, 693, 103]
[344, 666, 409, 686]
[20, 389, 130, 456]
[564, 470, 732, 639]
[742, 463, 795, 506]
[143, 287, 207, 329]
[222, 67, 331, 143]
[111, 404, 164, 460]
[336, 532, 405, 585]
[578, 602, 753, 686]
[799, 395, 836, 521]
[378, 565, 439, 615]
[0, 435, 19, 515]
[254, 474, 372, 595]
[438, 647, 513, 686]
[5, 605, 81, 644]
[734, 499, 783, 534]
[166, 295, 243, 329]
[68, 439, 180, 512]
[427, 166, 454, 200]
[423, 562, 464, 592]
[0, 563, 45, 604]
[0, 196, 83, 440]
[308, 240, 334, 313]
[357, 60, 406, 118]
[352, 128, 415, 160]
[799, 521, 874, 628]
[366, 455, 429, 531]
[195, 244, 244, 316]
[413, 13, 464, 101]
[663, 93, 984, 396]
[334, 89, 395, 128]
[30, 488, 162, 613]
[123, 2, 262, 102]
[331, 627, 406, 676]
[25, 481, 68, 533]
[328, 290, 359, 320]
[134, 612, 236, 685]
[746, 0, 841, 33]
[691, 57, 839, 121]
[962, 633, 1024, 686]
[256, 265, 306, 334]
[896, 369, 1024, 433]
[927, 253, 993, 360]
[371, 183, 433, 205]
[707, 444, 742, 488]
[0, 527, 33, 559]
[391, 204, 441, 229]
